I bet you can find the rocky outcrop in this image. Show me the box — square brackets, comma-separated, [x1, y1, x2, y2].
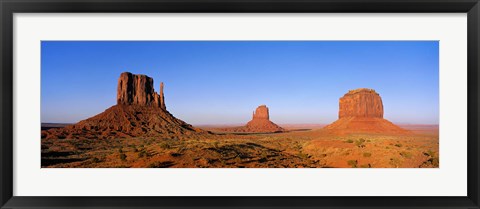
[252, 105, 269, 120]
[42, 72, 205, 140]
[324, 88, 408, 135]
[159, 82, 166, 110]
[223, 105, 285, 133]
[339, 88, 383, 118]
[41, 105, 205, 140]
[117, 72, 166, 109]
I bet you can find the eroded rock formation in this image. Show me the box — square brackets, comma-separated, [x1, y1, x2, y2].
[339, 88, 383, 118]
[252, 105, 269, 120]
[324, 88, 407, 135]
[117, 72, 166, 109]
[159, 82, 166, 110]
[42, 72, 205, 140]
[225, 105, 285, 133]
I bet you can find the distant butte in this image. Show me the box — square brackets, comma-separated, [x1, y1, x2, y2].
[226, 105, 285, 133]
[41, 72, 206, 140]
[324, 88, 408, 135]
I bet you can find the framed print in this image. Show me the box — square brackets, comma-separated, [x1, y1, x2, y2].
[1, 0, 479, 208]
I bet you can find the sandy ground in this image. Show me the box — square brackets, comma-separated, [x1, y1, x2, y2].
[41, 125, 438, 168]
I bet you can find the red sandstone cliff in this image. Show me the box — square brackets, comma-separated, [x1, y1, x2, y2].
[117, 72, 166, 109]
[324, 88, 407, 135]
[339, 88, 383, 118]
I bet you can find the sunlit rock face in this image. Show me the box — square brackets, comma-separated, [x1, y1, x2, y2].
[324, 88, 408, 135]
[339, 88, 383, 119]
[117, 72, 165, 109]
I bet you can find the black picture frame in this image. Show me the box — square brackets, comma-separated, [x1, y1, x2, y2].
[1, 0, 479, 208]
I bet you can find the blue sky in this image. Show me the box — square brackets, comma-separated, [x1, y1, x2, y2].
[41, 41, 439, 125]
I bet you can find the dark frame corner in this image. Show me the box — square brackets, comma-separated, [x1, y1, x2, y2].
[1, 0, 479, 208]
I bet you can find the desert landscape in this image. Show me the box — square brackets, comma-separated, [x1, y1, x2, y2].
[41, 72, 439, 168]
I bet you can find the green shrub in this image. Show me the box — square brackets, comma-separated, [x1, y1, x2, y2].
[363, 152, 372, 157]
[355, 139, 366, 148]
[359, 164, 371, 168]
[298, 152, 310, 159]
[119, 153, 127, 161]
[423, 150, 435, 157]
[92, 157, 101, 163]
[212, 141, 220, 149]
[235, 156, 242, 164]
[160, 142, 171, 149]
[138, 150, 147, 158]
[347, 160, 358, 168]
[389, 157, 401, 167]
[147, 161, 174, 168]
[400, 151, 412, 158]
[421, 150, 439, 167]
[429, 157, 439, 167]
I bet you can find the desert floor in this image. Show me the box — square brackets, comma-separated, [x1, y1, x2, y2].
[41, 125, 439, 168]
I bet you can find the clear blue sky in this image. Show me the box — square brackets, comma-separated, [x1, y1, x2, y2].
[41, 41, 439, 125]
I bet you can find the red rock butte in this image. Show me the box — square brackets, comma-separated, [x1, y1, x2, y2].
[41, 72, 206, 140]
[324, 88, 408, 135]
[117, 72, 166, 109]
[339, 88, 383, 118]
[226, 105, 285, 133]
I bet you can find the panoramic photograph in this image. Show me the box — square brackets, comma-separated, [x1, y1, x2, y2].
[41, 41, 439, 168]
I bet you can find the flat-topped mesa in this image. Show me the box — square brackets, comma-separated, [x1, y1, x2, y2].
[324, 88, 408, 135]
[117, 72, 166, 109]
[252, 105, 269, 120]
[346, 88, 378, 95]
[339, 88, 383, 118]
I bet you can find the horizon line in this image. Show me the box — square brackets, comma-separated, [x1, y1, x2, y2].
[41, 122, 441, 126]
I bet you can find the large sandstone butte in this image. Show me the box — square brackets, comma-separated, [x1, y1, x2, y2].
[339, 88, 383, 118]
[117, 72, 166, 109]
[324, 88, 408, 135]
[226, 105, 285, 133]
[42, 72, 206, 140]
